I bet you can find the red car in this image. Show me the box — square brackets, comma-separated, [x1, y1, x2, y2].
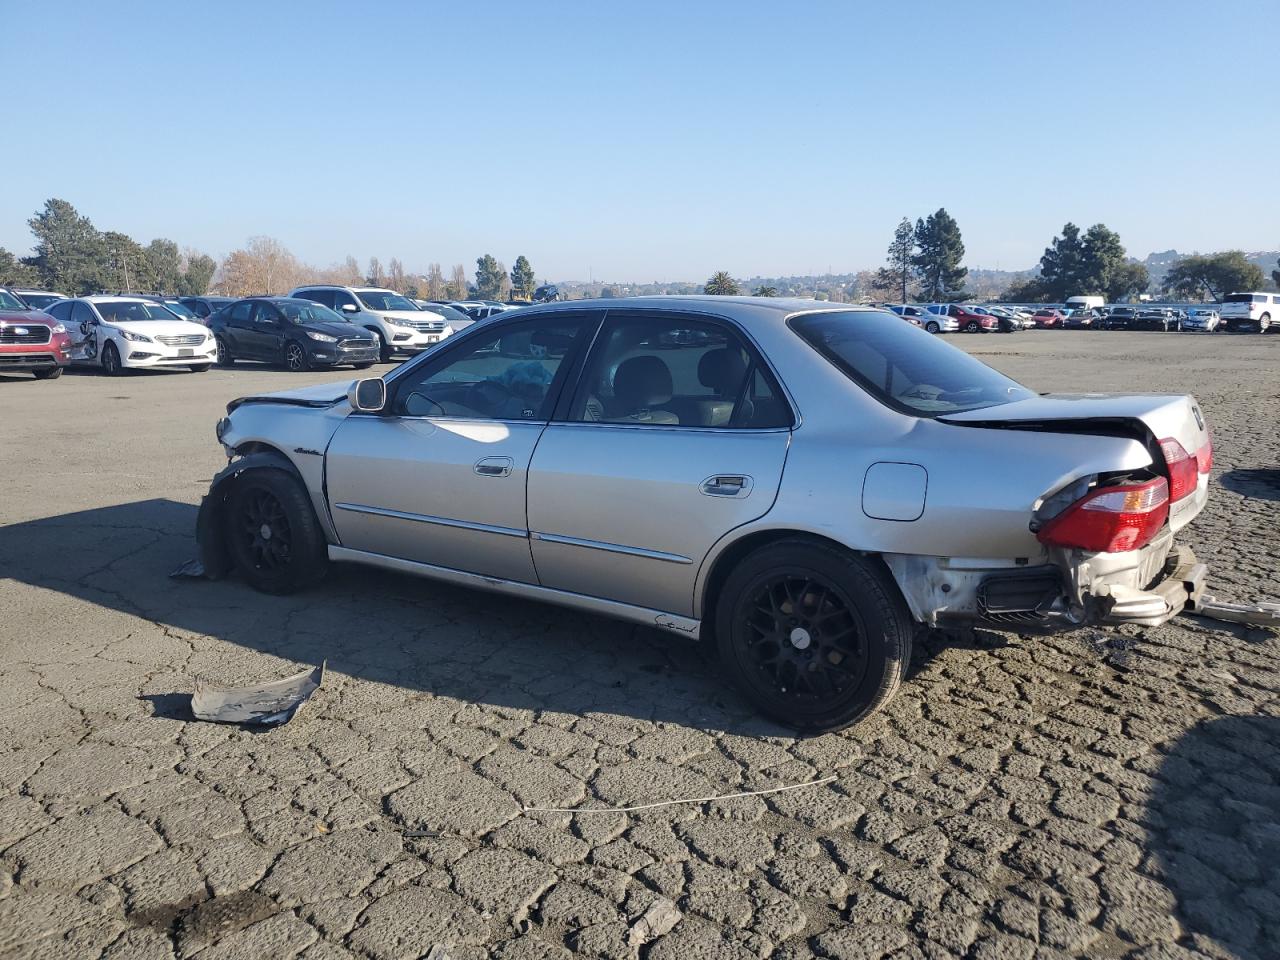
[947, 305, 999, 333]
[1032, 309, 1066, 328]
[0, 288, 71, 380]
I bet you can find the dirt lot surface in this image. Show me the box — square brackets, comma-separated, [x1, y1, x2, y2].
[2, 331, 1279, 960]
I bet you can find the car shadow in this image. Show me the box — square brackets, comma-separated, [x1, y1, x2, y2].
[0, 499, 786, 735]
[1219, 468, 1280, 502]
[1147, 714, 1280, 958]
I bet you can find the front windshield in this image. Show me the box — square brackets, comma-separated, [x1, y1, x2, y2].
[429, 304, 469, 323]
[0, 290, 27, 310]
[96, 301, 180, 323]
[279, 301, 349, 324]
[789, 310, 1034, 416]
[356, 290, 418, 311]
[160, 301, 198, 320]
[20, 294, 61, 309]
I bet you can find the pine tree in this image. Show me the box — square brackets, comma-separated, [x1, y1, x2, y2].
[911, 209, 967, 301]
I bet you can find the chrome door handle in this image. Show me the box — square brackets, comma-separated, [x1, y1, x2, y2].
[701, 475, 752, 498]
[474, 456, 513, 478]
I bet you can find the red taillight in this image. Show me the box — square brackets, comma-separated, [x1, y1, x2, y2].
[1196, 434, 1213, 474]
[1159, 438, 1200, 502]
[1037, 477, 1170, 553]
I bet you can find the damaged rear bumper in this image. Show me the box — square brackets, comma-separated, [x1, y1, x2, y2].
[884, 531, 1217, 631]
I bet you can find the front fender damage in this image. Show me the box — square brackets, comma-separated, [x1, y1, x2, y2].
[183, 452, 305, 580]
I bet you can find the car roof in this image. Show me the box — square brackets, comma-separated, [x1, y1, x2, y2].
[512, 295, 877, 319]
[84, 295, 156, 304]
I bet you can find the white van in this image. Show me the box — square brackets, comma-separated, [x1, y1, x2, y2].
[1065, 295, 1105, 312]
[1219, 292, 1279, 333]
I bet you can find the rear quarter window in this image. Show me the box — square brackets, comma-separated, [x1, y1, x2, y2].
[788, 310, 1034, 417]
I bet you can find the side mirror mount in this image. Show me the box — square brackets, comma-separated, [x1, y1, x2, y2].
[348, 378, 386, 413]
[341, 303, 358, 314]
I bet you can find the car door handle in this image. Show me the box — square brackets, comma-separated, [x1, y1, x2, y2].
[701, 475, 752, 498]
[474, 457, 513, 478]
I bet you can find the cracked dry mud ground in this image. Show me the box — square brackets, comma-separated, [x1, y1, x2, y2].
[1, 332, 1278, 960]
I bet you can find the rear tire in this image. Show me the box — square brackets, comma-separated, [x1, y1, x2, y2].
[715, 539, 913, 732]
[1261, 313, 1271, 333]
[101, 341, 124, 376]
[225, 468, 328, 594]
[33, 366, 63, 380]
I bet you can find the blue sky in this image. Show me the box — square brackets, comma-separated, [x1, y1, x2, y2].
[4, 0, 1275, 282]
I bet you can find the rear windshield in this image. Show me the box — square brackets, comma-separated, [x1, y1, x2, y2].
[1224, 294, 1264, 303]
[789, 310, 1034, 416]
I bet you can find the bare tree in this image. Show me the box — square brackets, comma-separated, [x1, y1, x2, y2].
[496, 261, 512, 300]
[213, 236, 299, 296]
[447, 264, 468, 300]
[367, 257, 384, 287]
[426, 263, 445, 300]
[387, 257, 406, 293]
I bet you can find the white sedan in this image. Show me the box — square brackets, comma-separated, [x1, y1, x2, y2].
[45, 296, 217, 374]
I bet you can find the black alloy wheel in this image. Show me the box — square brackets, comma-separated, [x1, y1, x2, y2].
[716, 540, 913, 731]
[240, 486, 293, 574]
[224, 468, 328, 594]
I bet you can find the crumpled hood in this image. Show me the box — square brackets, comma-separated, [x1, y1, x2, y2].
[226, 378, 355, 414]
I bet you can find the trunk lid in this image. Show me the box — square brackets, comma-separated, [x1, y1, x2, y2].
[939, 392, 1208, 456]
[941, 392, 1211, 532]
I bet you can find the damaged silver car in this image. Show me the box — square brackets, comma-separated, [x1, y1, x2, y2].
[198, 297, 1217, 731]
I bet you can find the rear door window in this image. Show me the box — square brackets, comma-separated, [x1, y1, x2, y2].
[227, 301, 254, 328]
[567, 311, 792, 429]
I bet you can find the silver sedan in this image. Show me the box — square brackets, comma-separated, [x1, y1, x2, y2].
[199, 297, 1214, 730]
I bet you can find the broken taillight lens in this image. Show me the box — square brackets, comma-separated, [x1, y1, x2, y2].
[1036, 476, 1170, 553]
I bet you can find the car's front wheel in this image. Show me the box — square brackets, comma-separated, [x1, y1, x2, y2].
[225, 468, 328, 594]
[33, 366, 63, 380]
[1260, 313, 1272, 333]
[368, 327, 393, 363]
[101, 341, 124, 376]
[715, 539, 913, 732]
[283, 340, 310, 372]
[925, 320, 940, 334]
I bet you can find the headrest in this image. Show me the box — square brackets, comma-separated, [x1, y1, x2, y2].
[613, 355, 673, 408]
[697, 348, 747, 393]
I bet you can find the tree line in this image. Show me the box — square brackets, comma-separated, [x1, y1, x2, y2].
[0, 198, 541, 304]
[0, 199, 217, 297]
